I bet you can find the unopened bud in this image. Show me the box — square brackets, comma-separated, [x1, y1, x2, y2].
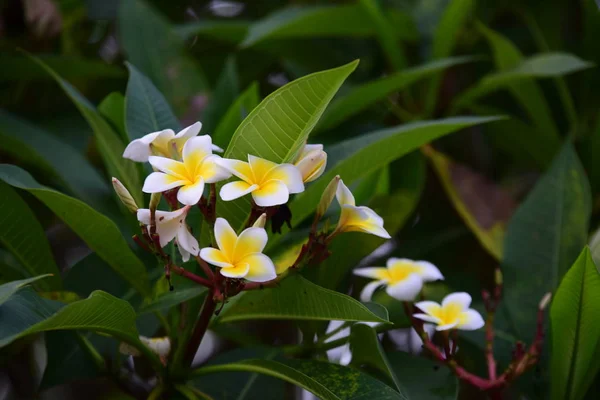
[149, 192, 161, 212]
[112, 178, 138, 213]
[119, 342, 141, 356]
[140, 336, 171, 357]
[539, 292, 552, 310]
[494, 269, 503, 286]
[316, 175, 340, 219]
[294, 144, 327, 183]
[253, 213, 267, 228]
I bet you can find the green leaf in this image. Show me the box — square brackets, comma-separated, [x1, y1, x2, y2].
[590, 228, 600, 267]
[0, 183, 61, 290]
[99, 92, 128, 142]
[551, 248, 600, 400]
[503, 143, 592, 343]
[202, 56, 239, 134]
[175, 21, 250, 44]
[0, 110, 113, 212]
[0, 164, 150, 296]
[0, 275, 52, 307]
[138, 286, 207, 315]
[349, 324, 402, 391]
[216, 275, 388, 324]
[423, 146, 516, 260]
[193, 358, 406, 400]
[218, 60, 358, 230]
[125, 62, 181, 141]
[289, 116, 503, 230]
[316, 57, 474, 133]
[211, 82, 260, 150]
[388, 351, 458, 399]
[24, 52, 143, 205]
[118, 0, 207, 109]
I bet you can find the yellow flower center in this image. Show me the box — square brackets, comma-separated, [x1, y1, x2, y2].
[376, 261, 423, 284]
[430, 302, 464, 326]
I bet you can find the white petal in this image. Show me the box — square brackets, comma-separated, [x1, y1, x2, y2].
[177, 225, 199, 257]
[137, 209, 151, 225]
[265, 164, 305, 194]
[442, 292, 472, 310]
[212, 144, 224, 153]
[199, 155, 232, 183]
[178, 241, 191, 261]
[336, 179, 355, 206]
[137, 207, 187, 226]
[338, 344, 352, 366]
[234, 227, 268, 260]
[252, 180, 289, 207]
[353, 267, 387, 280]
[457, 309, 485, 330]
[148, 156, 187, 178]
[248, 155, 278, 182]
[301, 144, 324, 158]
[414, 300, 442, 316]
[386, 257, 405, 268]
[413, 313, 442, 324]
[435, 321, 459, 331]
[156, 218, 180, 247]
[214, 218, 237, 256]
[220, 263, 250, 278]
[123, 130, 170, 162]
[182, 135, 213, 164]
[415, 261, 444, 282]
[220, 181, 258, 201]
[143, 172, 185, 193]
[240, 253, 277, 282]
[360, 280, 384, 302]
[216, 158, 253, 182]
[177, 179, 205, 206]
[174, 121, 202, 140]
[385, 274, 423, 301]
[200, 248, 232, 268]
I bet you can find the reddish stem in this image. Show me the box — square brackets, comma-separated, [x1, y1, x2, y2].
[184, 289, 217, 367]
[171, 265, 212, 288]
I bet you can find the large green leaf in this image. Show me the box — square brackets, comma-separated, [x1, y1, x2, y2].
[503, 143, 592, 343]
[316, 57, 474, 133]
[0, 183, 61, 290]
[388, 352, 458, 399]
[0, 165, 150, 296]
[218, 61, 358, 229]
[0, 275, 52, 307]
[138, 286, 207, 315]
[125, 62, 181, 141]
[215, 275, 388, 324]
[99, 92, 128, 142]
[25, 53, 142, 205]
[289, 116, 502, 229]
[0, 110, 112, 211]
[551, 248, 600, 400]
[118, 0, 207, 109]
[193, 358, 406, 400]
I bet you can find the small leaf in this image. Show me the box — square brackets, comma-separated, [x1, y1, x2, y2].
[0, 164, 150, 296]
[216, 275, 388, 324]
[0, 183, 61, 290]
[138, 286, 207, 315]
[125, 63, 181, 141]
[551, 248, 600, 400]
[0, 275, 52, 306]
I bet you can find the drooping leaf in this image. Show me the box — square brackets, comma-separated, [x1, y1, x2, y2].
[0, 165, 150, 296]
[503, 143, 592, 343]
[0, 275, 52, 306]
[215, 275, 388, 324]
[551, 248, 600, 400]
[423, 146, 517, 260]
[218, 61, 358, 230]
[289, 116, 503, 230]
[125, 62, 181, 141]
[24, 53, 143, 205]
[349, 324, 402, 391]
[138, 286, 207, 315]
[316, 57, 474, 133]
[0, 110, 113, 211]
[193, 358, 406, 400]
[0, 183, 61, 290]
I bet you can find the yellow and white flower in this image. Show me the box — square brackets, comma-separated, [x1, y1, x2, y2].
[123, 121, 223, 162]
[354, 258, 444, 301]
[142, 136, 230, 205]
[294, 144, 327, 183]
[333, 179, 390, 239]
[414, 292, 485, 331]
[217, 155, 304, 207]
[200, 218, 276, 282]
[137, 206, 199, 261]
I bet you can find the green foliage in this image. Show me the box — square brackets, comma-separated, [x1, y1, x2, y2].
[0, 275, 52, 306]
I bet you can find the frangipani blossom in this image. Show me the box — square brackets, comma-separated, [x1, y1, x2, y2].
[414, 292, 485, 331]
[142, 136, 230, 206]
[333, 179, 390, 239]
[137, 206, 199, 261]
[354, 258, 444, 302]
[217, 155, 304, 207]
[123, 122, 223, 162]
[294, 144, 327, 183]
[200, 218, 276, 282]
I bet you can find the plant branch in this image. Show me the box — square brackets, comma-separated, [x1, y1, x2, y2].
[171, 265, 212, 288]
[184, 289, 217, 367]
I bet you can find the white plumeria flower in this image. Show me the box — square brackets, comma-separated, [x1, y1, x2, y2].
[354, 258, 444, 302]
[119, 336, 170, 357]
[294, 144, 327, 183]
[217, 155, 304, 207]
[333, 179, 391, 239]
[200, 218, 277, 282]
[142, 136, 230, 206]
[137, 206, 199, 261]
[325, 320, 352, 366]
[123, 122, 223, 162]
[414, 292, 485, 331]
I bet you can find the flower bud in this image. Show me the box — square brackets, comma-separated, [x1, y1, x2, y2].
[140, 336, 171, 357]
[253, 213, 267, 228]
[112, 177, 138, 213]
[316, 175, 340, 220]
[294, 144, 327, 183]
[149, 192, 161, 212]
